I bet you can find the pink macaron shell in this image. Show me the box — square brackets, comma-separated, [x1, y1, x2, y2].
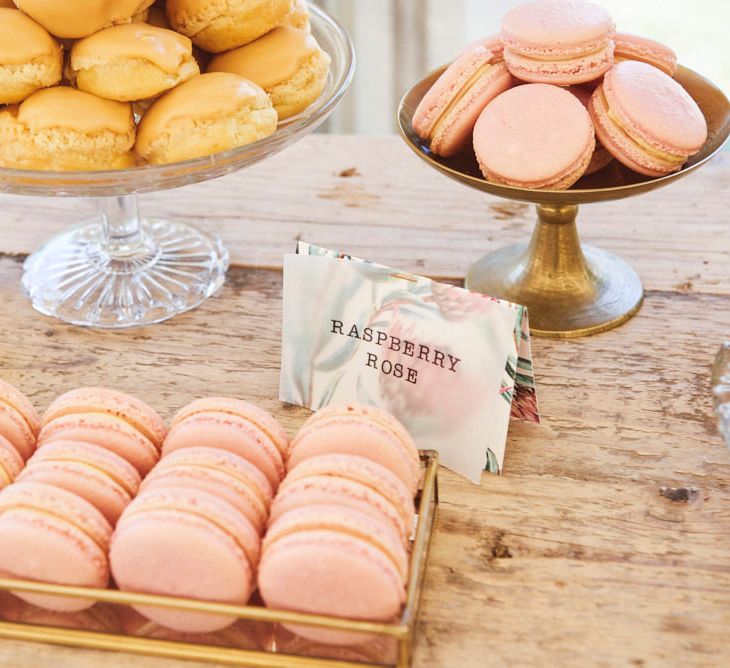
[284, 453, 415, 526]
[122, 487, 261, 569]
[288, 419, 418, 496]
[501, 0, 615, 55]
[0, 482, 112, 612]
[0, 481, 112, 546]
[162, 413, 284, 488]
[111, 509, 253, 633]
[0, 512, 109, 612]
[585, 142, 613, 174]
[474, 83, 594, 188]
[152, 446, 273, 503]
[141, 464, 269, 534]
[588, 86, 668, 176]
[270, 477, 409, 542]
[413, 43, 513, 157]
[43, 388, 167, 449]
[569, 85, 613, 174]
[293, 405, 420, 491]
[458, 34, 504, 60]
[505, 41, 614, 85]
[172, 398, 290, 458]
[0, 402, 36, 462]
[266, 505, 409, 581]
[259, 530, 405, 645]
[0, 435, 24, 489]
[0, 379, 40, 436]
[602, 61, 707, 156]
[613, 32, 677, 76]
[27, 440, 141, 493]
[38, 413, 160, 475]
[431, 62, 514, 157]
[17, 463, 130, 525]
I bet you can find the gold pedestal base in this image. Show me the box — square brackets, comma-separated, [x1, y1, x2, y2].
[465, 204, 644, 338]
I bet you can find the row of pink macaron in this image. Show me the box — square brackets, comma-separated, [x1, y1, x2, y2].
[413, 0, 708, 189]
[0, 380, 420, 639]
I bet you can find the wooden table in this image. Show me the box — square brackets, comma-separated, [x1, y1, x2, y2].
[0, 136, 728, 668]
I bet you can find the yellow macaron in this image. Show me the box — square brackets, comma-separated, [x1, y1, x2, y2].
[135, 72, 277, 165]
[70, 23, 200, 102]
[167, 0, 294, 53]
[208, 26, 330, 120]
[0, 86, 136, 171]
[0, 8, 62, 104]
[14, 0, 155, 39]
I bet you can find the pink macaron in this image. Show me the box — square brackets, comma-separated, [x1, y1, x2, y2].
[0, 481, 112, 612]
[17, 441, 141, 524]
[0, 379, 40, 462]
[412, 35, 513, 157]
[287, 404, 421, 496]
[474, 83, 595, 189]
[39, 387, 166, 475]
[141, 447, 273, 533]
[613, 32, 677, 77]
[502, 0, 615, 85]
[569, 84, 614, 174]
[111, 486, 260, 633]
[589, 61, 707, 176]
[0, 435, 24, 490]
[43, 388, 167, 449]
[275, 454, 415, 540]
[163, 398, 288, 489]
[259, 504, 408, 644]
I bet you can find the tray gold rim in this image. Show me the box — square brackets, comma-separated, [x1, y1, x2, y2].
[0, 450, 440, 668]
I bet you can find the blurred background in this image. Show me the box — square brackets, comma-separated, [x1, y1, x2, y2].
[315, 0, 730, 134]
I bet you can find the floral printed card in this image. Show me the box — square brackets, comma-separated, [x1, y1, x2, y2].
[279, 242, 540, 484]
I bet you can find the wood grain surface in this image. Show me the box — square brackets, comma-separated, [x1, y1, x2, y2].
[0, 136, 728, 668]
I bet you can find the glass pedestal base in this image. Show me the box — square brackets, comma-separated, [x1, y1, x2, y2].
[22, 218, 229, 329]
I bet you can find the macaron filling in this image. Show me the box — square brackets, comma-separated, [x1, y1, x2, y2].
[597, 88, 687, 165]
[428, 62, 495, 142]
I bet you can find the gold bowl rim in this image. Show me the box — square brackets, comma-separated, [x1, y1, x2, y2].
[397, 64, 730, 204]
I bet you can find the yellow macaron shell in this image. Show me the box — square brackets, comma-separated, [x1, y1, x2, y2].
[208, 26, 330, 120]
[0, 9, 60, 66]
[167, 0, 294, 53]
[14, 87, 134, 135]
[14, 0, 155, 39]
[209, 27, 319, 90]
[0, 8, 63, 104]
[71, 23, 200, 101]
[0, 87, 136, 170]
[135, 72, 277, 164]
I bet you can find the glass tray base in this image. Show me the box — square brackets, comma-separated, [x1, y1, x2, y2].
[22, 218, 229, 328]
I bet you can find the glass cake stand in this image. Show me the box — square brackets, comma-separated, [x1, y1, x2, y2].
[1, 4, 354, 329]
[398, 65, 730, 338]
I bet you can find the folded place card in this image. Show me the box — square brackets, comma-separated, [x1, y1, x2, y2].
[279, 242, 540, 484]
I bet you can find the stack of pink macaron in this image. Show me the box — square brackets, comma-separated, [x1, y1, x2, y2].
[258, 403, 419, 644]
[110, 397, 289, 633]
[0, 386, 165, 612]
[413, 0, 708, 190]
[0, 379, 39, 488]
[0, 385, 424, 642]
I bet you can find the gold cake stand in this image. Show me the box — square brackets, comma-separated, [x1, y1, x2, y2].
[398, 65, 730, 338]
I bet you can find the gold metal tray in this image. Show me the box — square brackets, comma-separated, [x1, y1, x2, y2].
[0, 451, 439, 667]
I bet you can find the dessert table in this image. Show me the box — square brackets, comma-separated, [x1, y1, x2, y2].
[0, 135, 728, 667]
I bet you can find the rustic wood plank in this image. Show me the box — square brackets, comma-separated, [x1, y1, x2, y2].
[0, 137, 728, 295]
[0, 246, 728, 667]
